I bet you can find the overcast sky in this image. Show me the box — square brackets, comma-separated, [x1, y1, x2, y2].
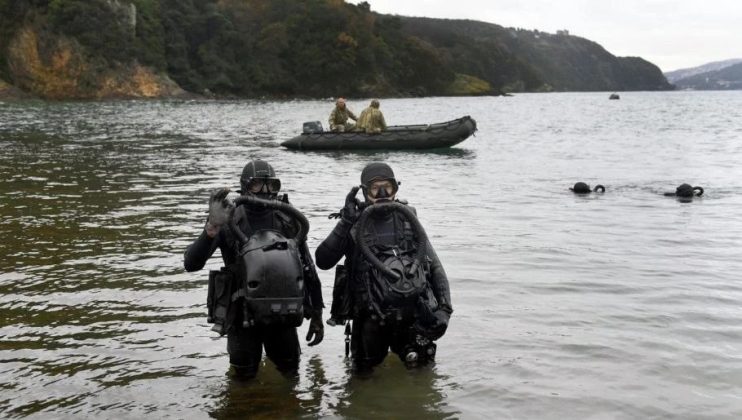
[352, 0, 742, 72]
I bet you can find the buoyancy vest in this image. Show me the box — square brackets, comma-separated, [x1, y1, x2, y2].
[206, 195, 308, 333]
[353, 202, 433, 321]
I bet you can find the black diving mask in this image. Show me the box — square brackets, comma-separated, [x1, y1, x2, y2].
[246, 178, 281, 194]
[364, 179, 398, 200]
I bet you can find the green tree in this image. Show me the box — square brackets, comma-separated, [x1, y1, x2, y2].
[48, 0, 135, 62]
[131, 0, 166, 70]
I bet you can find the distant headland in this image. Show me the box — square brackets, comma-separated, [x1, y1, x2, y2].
[0, 0, 672, 100]
[665, 59, 742, 90]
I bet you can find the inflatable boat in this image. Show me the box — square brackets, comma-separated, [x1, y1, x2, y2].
[281, 115, 476, 150]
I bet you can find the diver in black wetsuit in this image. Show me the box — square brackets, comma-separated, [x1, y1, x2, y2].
[664, 183, 704, 198]
[183, 160, 324, 378]
[570, 182, 605, 194]
[315, 162, 452, 373]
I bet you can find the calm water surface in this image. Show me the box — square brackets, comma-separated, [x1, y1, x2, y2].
[1, 92, 742, 419]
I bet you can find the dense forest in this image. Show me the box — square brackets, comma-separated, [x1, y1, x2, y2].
[401, 18, 672, 92]
[0, 0, 672, 99]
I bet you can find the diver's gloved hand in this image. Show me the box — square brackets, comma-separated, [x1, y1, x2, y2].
[206, 188, 233, 238]
[306, 311, 324, 346]
[340, 186, 361, 224]
[417, 309, 451, 341]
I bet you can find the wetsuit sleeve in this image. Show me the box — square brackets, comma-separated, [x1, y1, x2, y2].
[380, 111, 387, 130]
[426, 239, 453, 314]
[299, 241, 325, 316]
[315, 219, 353, 270]
[349, 109, 358, 121]
[183, 226, 220, 272]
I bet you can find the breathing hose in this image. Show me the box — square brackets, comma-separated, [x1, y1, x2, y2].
[355, 201, 428, 281]
[229, 195, 310, 244]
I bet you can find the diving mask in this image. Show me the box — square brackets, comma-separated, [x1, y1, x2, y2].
[246, 177, 281, 194]
[364, 179, 398, 200]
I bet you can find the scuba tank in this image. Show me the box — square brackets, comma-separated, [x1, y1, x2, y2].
[354, 201, 432, 321]
[228, 195, 309, 328]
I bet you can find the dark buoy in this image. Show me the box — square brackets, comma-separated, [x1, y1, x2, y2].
[570, 182, 605, 194]
[664, 183, 703, 198]
[609, 93, 620, 100]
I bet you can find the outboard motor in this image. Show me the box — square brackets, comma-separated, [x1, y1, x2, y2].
[303, 121, 324, 134]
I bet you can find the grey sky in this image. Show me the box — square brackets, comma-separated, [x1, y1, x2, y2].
[353, 0, 742, 72]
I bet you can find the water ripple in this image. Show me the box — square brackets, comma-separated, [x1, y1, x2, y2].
[2, 92, 742, 418]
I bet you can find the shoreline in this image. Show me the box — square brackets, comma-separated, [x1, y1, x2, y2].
[0, 88, 705, 103]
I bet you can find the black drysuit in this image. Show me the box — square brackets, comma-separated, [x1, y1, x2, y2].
[315, 203, 452, 371]
[184, 202, 323, 377]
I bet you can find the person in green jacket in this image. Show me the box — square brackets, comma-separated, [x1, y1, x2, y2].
[328, 98, 357, 132]
[356, 99, 387, 134]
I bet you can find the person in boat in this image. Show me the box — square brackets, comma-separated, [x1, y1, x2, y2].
[329, 97, 357, 132]
[355, 99, 387, 134]
[315, 162, 452, 373]
[183, 160, 324, 379]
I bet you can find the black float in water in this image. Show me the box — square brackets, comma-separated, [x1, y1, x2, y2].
[609, 93, 620, 100]
[570, 182, 605, 194]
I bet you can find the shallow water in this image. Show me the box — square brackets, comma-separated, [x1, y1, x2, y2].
[1, 92, 742, 419]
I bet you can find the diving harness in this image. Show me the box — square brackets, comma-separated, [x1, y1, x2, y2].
[206, 195, 310, 335]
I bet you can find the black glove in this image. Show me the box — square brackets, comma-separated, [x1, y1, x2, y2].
[339, 186, 361, 224]
[306, 312, 324, 346]
[208, 188, 233, 227]
[416, 309, 450, 341]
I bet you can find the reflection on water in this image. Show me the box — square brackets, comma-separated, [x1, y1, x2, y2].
[334, 361, 455, 420]
[2, 93, 742, 418]
[208, 355, 456, 420]
[210, 370, 304, 419]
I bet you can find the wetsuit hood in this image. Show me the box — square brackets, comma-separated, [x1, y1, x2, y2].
[571, 182, 591, 194]
[361, 162, 398, 203]
[676, 183, 694, 197]
[361, 162, 395, 186]
[240, 159, 280, 200]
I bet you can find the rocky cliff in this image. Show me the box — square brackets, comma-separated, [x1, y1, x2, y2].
[0, 77, 31, 99]
[6, 25, 184, 99]
[0, 1, 184, 100]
